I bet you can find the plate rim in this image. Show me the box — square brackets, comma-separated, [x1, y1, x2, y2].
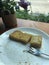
[0, 27, 49, 37]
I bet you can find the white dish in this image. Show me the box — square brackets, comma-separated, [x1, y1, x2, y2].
[0, 27, 49, 65]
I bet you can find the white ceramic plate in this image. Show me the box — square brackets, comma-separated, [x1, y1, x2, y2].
[0, 27, 49, 65]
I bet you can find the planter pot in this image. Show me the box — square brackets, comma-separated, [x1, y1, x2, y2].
[2, 13, 17, 29]
[0, 18, 5, 34]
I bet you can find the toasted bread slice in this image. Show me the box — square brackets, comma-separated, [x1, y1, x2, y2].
[30, 35, 42, 48]
[9, 30, 32, 43]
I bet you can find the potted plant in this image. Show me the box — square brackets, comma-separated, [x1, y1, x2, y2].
[0, 0, 3, 17]
[1, 0, 17, 29]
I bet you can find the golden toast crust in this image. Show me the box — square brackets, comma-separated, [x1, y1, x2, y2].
[9, 30, 32, 43]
